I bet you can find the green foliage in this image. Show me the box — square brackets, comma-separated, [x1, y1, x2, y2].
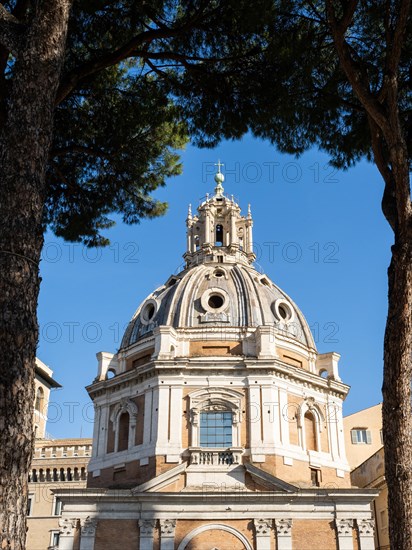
[174, 1, 411, 170]
[3, 1, 410, 245]
[42, 0, 275, 246]
[46, 67, 186, 246]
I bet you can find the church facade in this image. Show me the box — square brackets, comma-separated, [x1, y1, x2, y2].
[56, 168, 377, 550]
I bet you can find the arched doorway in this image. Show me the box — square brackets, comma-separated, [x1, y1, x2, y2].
[177, 524, 253, 550]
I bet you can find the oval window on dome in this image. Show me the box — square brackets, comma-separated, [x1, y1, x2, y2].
[208, 293, 224, 309]
[272, 299, 294, 323]
[200, 287, 229, 313]
[141, 300, 157, 325]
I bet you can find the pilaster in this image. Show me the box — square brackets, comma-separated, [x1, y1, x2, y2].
[335, 519, 354, 550]
[159, 519, 176, 550]
[274, 518, 293, 550]
[79, 517, 98, 550]
[357, 519, 375, 550]
[139, 519, 156, 550]
[254, 519, 272, 550]
[58, 518, 77, 550]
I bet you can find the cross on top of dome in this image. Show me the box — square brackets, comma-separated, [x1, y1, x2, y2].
[214, 160, 225, 196]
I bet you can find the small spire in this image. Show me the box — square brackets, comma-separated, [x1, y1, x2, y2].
[187, 204, 192, 219]
[247, 203, 252, 218]
[206, 193, 209, 201]
[214, 159, 225, 196]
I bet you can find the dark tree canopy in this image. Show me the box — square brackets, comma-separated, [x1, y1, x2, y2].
[2, 1, 409, 243]
[2, 0, 277, 246]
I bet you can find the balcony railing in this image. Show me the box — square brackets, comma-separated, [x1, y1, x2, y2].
[189, 447, 243, 467]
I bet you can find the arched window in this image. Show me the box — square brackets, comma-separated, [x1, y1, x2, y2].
[188, 388, 242, 449]
[200, 411, 232, 448]
[304, 411, 317, 451]
[215, 224, 223, 246]
[118, 412, 130, 452]
[110, 399, 138, 453]
[35, 387, 44, 412]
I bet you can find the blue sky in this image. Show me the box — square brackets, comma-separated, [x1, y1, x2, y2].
[37, 135, 392, 438]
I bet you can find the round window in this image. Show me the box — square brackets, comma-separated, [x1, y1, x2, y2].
[272, 299, 294, 323]
[214, 269, 225, 278]
[208, 294, 224, 309]
[200, 287, 229, 313]
[278, 305, 288, 319]
[141, 300, 157, 324]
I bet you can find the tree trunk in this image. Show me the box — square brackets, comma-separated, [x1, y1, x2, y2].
[382, 180, 412, 549]
[0, 2, 71, 548]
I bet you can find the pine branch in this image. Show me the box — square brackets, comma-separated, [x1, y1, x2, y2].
[55, 6, 212, 105]
[325, 0, 391, 134]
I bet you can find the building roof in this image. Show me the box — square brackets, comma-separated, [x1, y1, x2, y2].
[35, 357, 61, 388]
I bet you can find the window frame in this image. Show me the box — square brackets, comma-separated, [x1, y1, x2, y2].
[53, 496, 62, 516]
[188, 388, 243, 449]
[199, 411, 233, 448]
[350, 428, 372, 445]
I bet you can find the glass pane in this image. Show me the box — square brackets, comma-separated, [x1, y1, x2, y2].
[200, 411, 232, 447]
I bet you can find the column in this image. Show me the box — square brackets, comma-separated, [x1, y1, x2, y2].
[159, 519, 176, 550]
[59, 518, 77, 550]
[357, 519, 375, 550]
[246, 221, 253, 253]
[143, 389, 153, 445]
[186, 228, 192, 253]
[91, 404, 100, 458]
[254, 519, 272, 550]
[139, 519, 156, 550]
[274, 519, 293, 550]
[167, 386, 182, 462]
[278, 388, 290, 446]
[96, 405, 109, 456]
[205, 210, 211, 244]
[79, 517, 98, 550]
[155, 386, 170, 450]
[335, 519, 354, 550]
[261, 385, 276, 447]
[248, 384, 264, 462]
[230, 211, 237, 244]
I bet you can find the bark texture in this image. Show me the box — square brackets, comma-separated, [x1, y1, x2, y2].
[326, 1, 412, 547]
[0, 2, 72, 548]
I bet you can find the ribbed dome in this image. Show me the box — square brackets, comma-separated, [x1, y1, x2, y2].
[120, 262, 316, 351]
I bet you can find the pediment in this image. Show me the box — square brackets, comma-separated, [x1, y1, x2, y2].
[244, 462, 298, 492]
[131, 462, 187, 493]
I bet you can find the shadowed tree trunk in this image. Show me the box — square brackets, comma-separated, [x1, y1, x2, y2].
[0, 1, 72, 548]
[326, 1, 412, 547]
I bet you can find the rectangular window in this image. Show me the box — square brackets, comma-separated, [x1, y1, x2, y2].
[350, 429, 372, 444]
[50, 531, 60, 547]
[310, 468, 321, 487]
[380, 429, 383, 444]
[27, 495, 33, 516]
[200, 412, 232, 448]
[379, 509, 388, 529]
[53, 497, 62, 516]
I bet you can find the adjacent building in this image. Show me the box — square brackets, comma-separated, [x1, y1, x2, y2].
[344, 404, 388, 550]
[28, 359, 92, 550]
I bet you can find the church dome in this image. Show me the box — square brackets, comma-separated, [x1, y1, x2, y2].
[120, 261, 315, 350]
[120, 168, 316, 354]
